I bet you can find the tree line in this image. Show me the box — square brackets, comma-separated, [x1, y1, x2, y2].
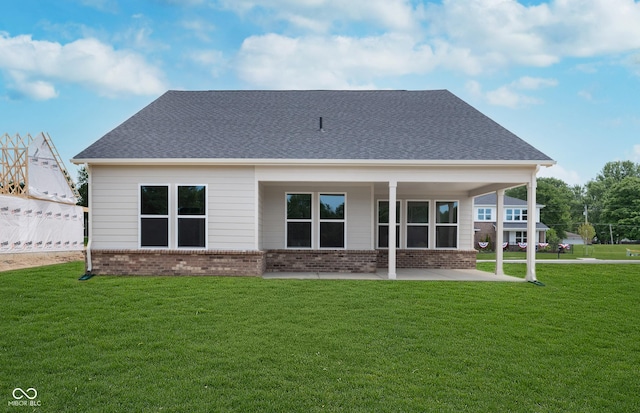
[75, 160, 640, 244]
[506, 160, 640, 244]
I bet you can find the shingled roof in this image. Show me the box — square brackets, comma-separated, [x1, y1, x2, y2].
[73, 90, 553, 162]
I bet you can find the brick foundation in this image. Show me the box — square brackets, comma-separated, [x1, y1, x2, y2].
[376, 249, 477, 269]
[265, 250, 377, 273]
[88, 249, 266, 276]
[86, 248, 477, 276]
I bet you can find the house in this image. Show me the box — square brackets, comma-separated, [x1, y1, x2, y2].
[1, 133, 84, 254]
[71, 90, 554, 280]
[474, 193, 549, 251]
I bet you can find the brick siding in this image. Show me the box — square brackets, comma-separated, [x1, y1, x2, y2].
[265, 250, 377, 273]
[376, 249, 477, 269]
[87, 248, 477, 276]
[88, 249, 266, 276]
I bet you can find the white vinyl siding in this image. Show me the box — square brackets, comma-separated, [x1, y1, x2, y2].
[261, 185, 372, 250]
[89, 165, 256, 250]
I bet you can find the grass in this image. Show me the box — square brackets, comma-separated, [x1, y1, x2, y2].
[477, 243, 640, 260]
[2, 262, 639, 412]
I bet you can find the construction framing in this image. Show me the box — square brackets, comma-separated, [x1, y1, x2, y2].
[0, 132, 79, 199]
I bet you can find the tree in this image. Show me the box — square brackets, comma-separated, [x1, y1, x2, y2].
[577, 223, 596, 245]
[506, 177, 576, 239]
[585, 161, 640, 242]
[76, 166, 88, 208]
[601, 176, 640, 242]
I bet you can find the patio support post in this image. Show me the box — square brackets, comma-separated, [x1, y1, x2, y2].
[526, 171, 538, 282]
[388, 180, 397, 280]
[495, 189, 505, 276]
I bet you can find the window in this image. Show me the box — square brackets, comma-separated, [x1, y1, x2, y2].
[506, 208, 527, 221]
[140, 185, 169, 247]
[286, 193, 312, 248]
[319, 194, 345, 248]
[515, 231, 527, 243]
[406, 201, 429, 248]
[177, 185, 206, 248]
[477, 208, 492, 221]
[436, 201, 458, 248]
[378, 200, 400, 248]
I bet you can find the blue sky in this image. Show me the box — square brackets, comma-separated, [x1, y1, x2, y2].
[2, 0, 639, 186]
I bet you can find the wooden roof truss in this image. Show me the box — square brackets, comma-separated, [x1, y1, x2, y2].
[0, 132, 79, 199]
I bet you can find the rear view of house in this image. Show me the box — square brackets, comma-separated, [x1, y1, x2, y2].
[72, 90, 554, 280]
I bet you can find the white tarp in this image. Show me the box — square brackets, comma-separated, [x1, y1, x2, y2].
[27, 134, 77, 204]
[0, 195, 83, 253]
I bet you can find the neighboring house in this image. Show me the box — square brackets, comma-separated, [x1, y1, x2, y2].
[1, 133, 84, 254]
[474, 193, 549, 251]
[71, 90, 554, 280]
[562, 232, 584, 245]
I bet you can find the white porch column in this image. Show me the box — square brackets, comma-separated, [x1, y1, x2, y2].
[495, 189, 505, 276]
[526, 171, 538, 282]
[388, 180, 397, 280]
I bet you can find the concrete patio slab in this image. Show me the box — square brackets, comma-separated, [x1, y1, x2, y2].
[263, 268, 524, 282]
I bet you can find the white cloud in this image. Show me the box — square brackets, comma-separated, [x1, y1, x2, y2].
[538, 164, 583, 186]
[422, 0, 640, 73]
[218, 0, 421, 33]
[0, 33, 166, 99]
[235, 33, 436, 89]
[468, 76, 557, 108]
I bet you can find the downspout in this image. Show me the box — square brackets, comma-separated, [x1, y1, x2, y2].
[85, 163, 93, 273]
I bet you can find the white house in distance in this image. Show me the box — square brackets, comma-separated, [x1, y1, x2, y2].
[474, 193, 549, 251]
[71, 90, 555, 281]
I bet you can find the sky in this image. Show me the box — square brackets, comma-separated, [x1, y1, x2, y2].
[2, 0, 640, 187]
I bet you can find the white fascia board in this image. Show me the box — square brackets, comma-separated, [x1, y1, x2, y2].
[71, 157, 556, 167]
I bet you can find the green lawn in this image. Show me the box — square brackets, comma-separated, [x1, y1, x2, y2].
[477, 243, 640, 260]
[2, 262, 639, 412]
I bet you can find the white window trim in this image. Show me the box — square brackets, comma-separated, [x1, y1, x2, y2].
[318, 192, 347, 250]
[476, 207, 493, 221]
[139, 183, 171, 249]
[175, 184, 208, 250]
[285, 192, 314, 249]
[376, 199, 401, 249]
[506, 208, 528, 222]
[406, 199, 429, 250]
[434, 199, 459, 250]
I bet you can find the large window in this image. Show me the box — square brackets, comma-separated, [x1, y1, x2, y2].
[140, 185, 169, 247]
[319, 194, 345, 248]
[406, 201, 429, 248]
[436, 201, 458, 248]
[286, 193, 312, 248]
[140, 184, 207, 249]
[506, 208, 527, 221]
[177, 185, 206, 248]
[377, 200, 400, 248]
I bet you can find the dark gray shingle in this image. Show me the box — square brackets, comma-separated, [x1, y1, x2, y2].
[73, 90, 553, 161]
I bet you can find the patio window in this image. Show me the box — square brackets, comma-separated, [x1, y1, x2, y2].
[177, 185, 206, 248]
[436, 201, 458, 248]
[477, 207, 492, 221]
[286, 193, 312, 248]
[406, 201, 429, 248]
[377, 200, 400, 248]
[319, 194, 345, 248]
[140, 185, 169, 247]
[506, 208, 527, 221]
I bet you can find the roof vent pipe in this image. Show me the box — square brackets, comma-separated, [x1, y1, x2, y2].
[319, 116, 324, 132]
